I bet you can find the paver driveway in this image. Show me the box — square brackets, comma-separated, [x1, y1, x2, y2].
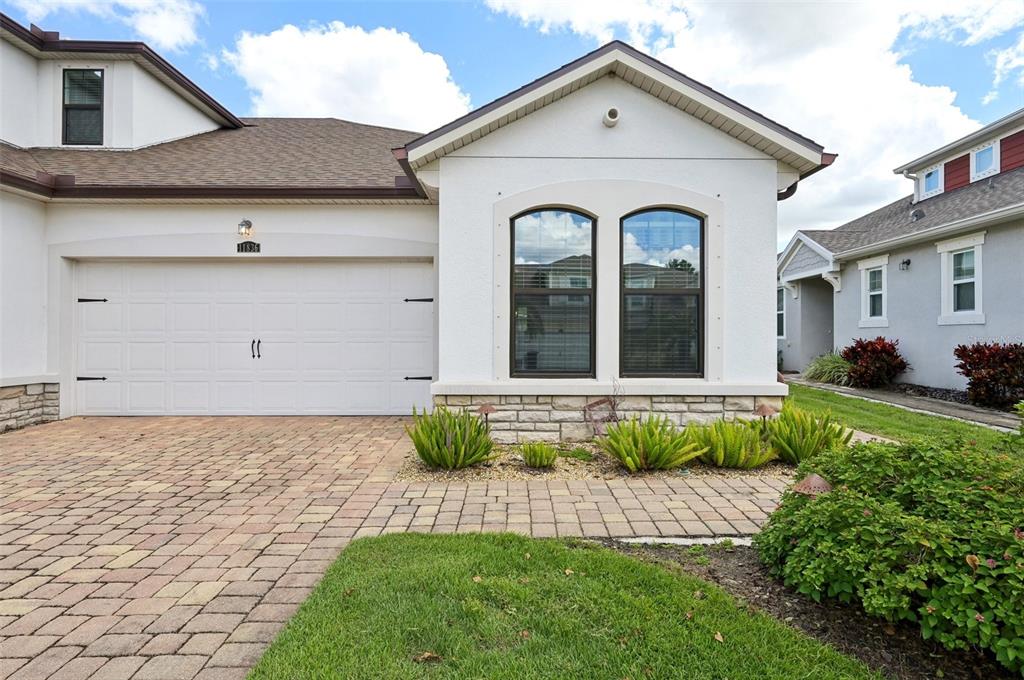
[0, 417, 785, 679]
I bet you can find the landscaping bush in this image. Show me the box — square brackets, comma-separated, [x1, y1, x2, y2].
[839, 337, 908, 388]
[755, 441, 1024, 673]
[406, 406, 495, 470]
[953, 342, 1024, 409]
[519, 441, 557, 468]
[763, 403, 852, 464]
[598, 415, 706, 472]
[691, 419, 777, 469]
[803, 352, 852, 386]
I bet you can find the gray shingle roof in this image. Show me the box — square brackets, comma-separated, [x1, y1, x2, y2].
[1, 118, 420, 193]
[800, 165, 1024, 255]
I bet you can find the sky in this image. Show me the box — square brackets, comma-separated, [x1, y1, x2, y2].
[4, 0, 1023, 247]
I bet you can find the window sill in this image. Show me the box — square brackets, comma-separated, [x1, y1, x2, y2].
[432, 379, 788, 397]
[937, 313, 985, 326]
[858, 318, 889, 328]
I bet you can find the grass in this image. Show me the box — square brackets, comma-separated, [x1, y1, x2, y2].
[787, 383, 1005, 448]
[557, 445, 593, 462]
[250, 533, 878, 680]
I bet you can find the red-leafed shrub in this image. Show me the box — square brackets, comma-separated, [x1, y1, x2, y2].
[839, 337, 908, 388]
[953, 342, 1024, 408]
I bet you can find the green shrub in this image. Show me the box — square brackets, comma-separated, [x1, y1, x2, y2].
[803, 352, 852, 385]
[519, 441, 558, 468]
[754, 441, 1024, 673]
[598, 415, 706, 472]
[559, 446, 593, 462]
[764, 403, 852, 464]
[692, 419, 777, 469]
[406, 406, 495, 470]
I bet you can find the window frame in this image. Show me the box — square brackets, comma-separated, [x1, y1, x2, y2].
[776, 287, 785, 339]
[937, 232, 985, 325]
[62, 68, 105, 146]
[920, 164, 943, 199]
[857, 254, 888, 328]
[508, 207, 597, 379]
[969, 142, 999, 182]
[619, 207, 705, 379]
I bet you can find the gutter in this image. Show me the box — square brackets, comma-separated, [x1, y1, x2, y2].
[391, 147, 428, 199]
[835, 201, 1024, 261]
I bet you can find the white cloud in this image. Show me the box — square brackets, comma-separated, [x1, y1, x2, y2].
[10, 0, 204, 51]
[513, 210, 592, 264]
[990, 32, 1024, 88]
[484, 0, 1024, 246]
[222, 22, 471, 132]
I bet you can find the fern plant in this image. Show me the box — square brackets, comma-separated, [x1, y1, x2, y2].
[406, 406, 495, 470]
[764, 403, 852, 464]
[519, 441, 558, 468]
[691, 419, 776, 469]
[803, 352, 852, 386]
[598, 415, 706, 472]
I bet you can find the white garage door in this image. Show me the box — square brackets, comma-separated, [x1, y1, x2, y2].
[74, 260, 434, 415]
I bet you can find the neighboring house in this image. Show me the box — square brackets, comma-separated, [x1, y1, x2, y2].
[778, 108, 1024, 389]
[0, 14, 835, 438]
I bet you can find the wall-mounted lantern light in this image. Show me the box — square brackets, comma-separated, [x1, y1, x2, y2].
[899, 258, 911, 271]
[238, 219, 253, 239]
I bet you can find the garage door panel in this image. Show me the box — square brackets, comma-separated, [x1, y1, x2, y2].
[76, 261, 433, 416]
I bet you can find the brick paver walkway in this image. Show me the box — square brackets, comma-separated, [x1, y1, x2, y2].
[0, 417, 785, 679]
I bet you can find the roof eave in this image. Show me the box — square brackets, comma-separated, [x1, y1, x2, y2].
[892, 108, 1024, 174]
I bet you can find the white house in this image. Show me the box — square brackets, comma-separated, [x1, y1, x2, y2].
[0, 14, 834, 439]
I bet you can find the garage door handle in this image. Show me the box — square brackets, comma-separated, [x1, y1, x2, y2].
[251, 340, 256, 358]
[257, 339, 261, 358]
[404, 376, 432, 381]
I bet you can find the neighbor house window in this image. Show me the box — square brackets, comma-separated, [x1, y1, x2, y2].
[937, 232, 985, 325]
[921, 165, 942, 198]
[857, 255, 888, 328]
[63, 69, 104, 145]
[776, 287, 785, 339]
[970, 142, 999, 181]
[511, 209, 594, 376]
[621, 209, 703, 377]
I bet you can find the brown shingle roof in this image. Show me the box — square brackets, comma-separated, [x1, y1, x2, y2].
[1, 118, 424, 199]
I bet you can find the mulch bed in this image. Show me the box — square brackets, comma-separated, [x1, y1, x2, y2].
[611, 541, 1014, 680]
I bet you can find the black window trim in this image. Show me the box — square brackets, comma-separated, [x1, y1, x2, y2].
[62, 68, 104, 146]
[619, 206, 705, 379]
[509, 206, 597, 379]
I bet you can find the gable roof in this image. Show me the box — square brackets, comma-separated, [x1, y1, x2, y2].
[1, 13, 242, 129]
[789, 165, 1024, 262]
[400, 41, 834, 183]
[893, 107, 1024, 175]
[1, 118, 425, 200]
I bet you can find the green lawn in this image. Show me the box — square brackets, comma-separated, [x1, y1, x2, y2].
[787, 383, 1006, 448]
[250, 533, 877, 680]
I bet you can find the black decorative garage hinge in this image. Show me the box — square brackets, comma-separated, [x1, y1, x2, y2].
[237, 241, 261, 253]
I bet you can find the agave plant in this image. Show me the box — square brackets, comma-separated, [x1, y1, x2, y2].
[519, 441, 558, 468]
[765, 403, 852, 464]
[691, 419, 776, 469]
[406, 406, 496, 470]
[598, 415, 706, 472]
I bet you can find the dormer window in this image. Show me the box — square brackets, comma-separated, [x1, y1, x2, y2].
[970, 142, 998, 182]
[63, 69, 104, 145]
[921, 165, 942, 199]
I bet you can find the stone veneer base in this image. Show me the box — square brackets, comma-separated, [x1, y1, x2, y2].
[0, 383, 60, 433]
[432, 394, 784, 444]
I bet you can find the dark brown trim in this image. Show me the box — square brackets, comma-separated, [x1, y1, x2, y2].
[0, 170, 55, 197]
[391, 147, 428, 199]
[509, 207, 596, 379]
[619, 207, 705, 379]
[2, 13, 243, 128]
[405, 40, 825, 156]
[778, 152, 838, 201]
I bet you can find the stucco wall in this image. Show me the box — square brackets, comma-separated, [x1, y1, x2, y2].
[834, 220, 1024, 389]
[778, 277, 834, 371]
[434, 76, 785, 396]
[0, 192, 48, 383]
[130, 63, 221, 148]
[0, 40, 39, 148]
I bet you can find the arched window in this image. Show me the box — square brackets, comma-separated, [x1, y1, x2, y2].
[511, 209, 595, 377]
[621, 208, 703, 377]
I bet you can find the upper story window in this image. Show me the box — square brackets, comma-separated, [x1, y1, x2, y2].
[63, 69, 104, 145]
[621, 208, 703, 377]
[970, 142, 999, 182]
[937, 232, 985, 326]
[776, 287, 785, 339]
[511, 209, 594, 377]
[857, 255, 888, 328]
[921, 165, 942, 198]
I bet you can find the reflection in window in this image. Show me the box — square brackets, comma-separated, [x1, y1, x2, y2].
[511, 209, 594, 376]
[621, 209, 703, 376]
[952, 248, 975, 311]
[63, 69, 103, 145]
